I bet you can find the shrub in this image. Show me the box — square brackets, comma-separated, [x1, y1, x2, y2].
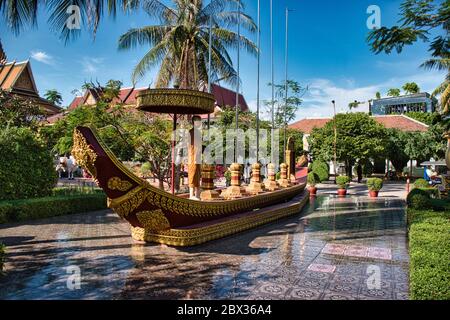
[414, 178, 430, 189]
[0, 194, 107, 224]
[311, 160, 329, 182]
[336, 175, 350, 189]
[367, 178, 383, 191]
[0, 243, 5, 274]
[408, 208, 450, 300]
[407, 188, 432, 210]
[0, 127, 57, 200]
[307, 172, 320, 187]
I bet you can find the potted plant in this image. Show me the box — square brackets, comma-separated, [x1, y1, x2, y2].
[367, 177, 383, 197]
[307, 172, 320, 196]
[336, 175, 350, 196]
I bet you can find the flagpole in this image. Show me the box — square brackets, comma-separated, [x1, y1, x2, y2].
[235, 0, 241, 163]
[256, 0, 261, 162]
[270, 0, 275, 166]
[207, 13, 212, 133]
[283, 7, 289, 163]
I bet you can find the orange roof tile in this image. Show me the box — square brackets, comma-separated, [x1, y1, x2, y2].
[289, 115, 428, 133]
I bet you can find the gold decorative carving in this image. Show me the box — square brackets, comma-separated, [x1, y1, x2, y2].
[136, 89, 215, 114]
[107, 177, 133, 192]
[131, 191, 309, 246]
[72, 129, 98, 178]
[136, 209, 170, 232]
[108, 186, 149, 218]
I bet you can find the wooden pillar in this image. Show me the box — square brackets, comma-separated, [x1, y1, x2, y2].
[278, 163, 290, 188]
[246, 162, 264, 194]
[200, 164, 219, 200]
[265, 163, 279, 191]
[221, 163, 245, 199]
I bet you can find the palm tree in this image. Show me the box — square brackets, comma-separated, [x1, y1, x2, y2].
[44, 89, 63, 106]
[402, 82, 420, 95]
[118, 0, 256, 89]
[387, 88, 401, 97]
[0, 38, 6, 64]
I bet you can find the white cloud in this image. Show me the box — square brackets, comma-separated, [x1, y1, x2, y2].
[81, 57, 104, 74]
[30, 51, 55, 65]
[292, 71, 446, 122]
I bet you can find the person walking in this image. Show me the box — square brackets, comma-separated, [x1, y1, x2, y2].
[357, 163, 363, 183]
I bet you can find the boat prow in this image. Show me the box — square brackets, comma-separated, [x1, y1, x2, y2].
[72, 126, 309, 246]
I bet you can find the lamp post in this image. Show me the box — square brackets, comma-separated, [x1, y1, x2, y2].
[256, 0, 261, 162]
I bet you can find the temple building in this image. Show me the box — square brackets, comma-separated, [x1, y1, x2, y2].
[0, 60, 61, 115]
[371, 92, 437, 115]
[48, 83, 248, 124]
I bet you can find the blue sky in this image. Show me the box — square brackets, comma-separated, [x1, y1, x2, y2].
[1, 0, 446, 121]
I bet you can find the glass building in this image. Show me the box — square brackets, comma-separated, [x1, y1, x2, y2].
[371, 93, 437, 115]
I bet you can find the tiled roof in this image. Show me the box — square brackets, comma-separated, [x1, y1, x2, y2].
[289, 115, 428, 133]
[68, 96, 84, 110]
[372, 115, 428, 132]
[0, 60, 61, 115]
[288, 118, 331, 134]
[211, 84, 248, 111]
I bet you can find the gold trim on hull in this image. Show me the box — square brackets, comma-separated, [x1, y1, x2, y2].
[131, 191, 309, 246]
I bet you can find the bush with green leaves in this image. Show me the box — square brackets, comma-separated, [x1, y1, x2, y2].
[336, 175, 350, 189]
[407, 188, 432, 210]
[414, 178, 430, 189]
[0, 127, 57, 200]
[0, 194, 107, 224]
[408, 207, 450, 300]
[311, 160, 329, 182]
[307, 172, 320, 187]
[367, 178, 383, 191]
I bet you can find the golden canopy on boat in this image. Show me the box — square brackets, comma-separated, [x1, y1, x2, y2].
[136, 88, 215, 114]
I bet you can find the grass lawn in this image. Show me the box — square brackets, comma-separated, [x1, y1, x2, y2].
[408, 203, 450, 300]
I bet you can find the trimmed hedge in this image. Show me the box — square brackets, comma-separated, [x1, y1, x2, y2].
[0, 127, 57, 200]
[0, 194, 107, 224]
[414, 178, 430, 189]
[408, 208, 450, 300]
[307, 172, 320, 186]
[407, 188, 432, 210]
[311, 160, 329, 182]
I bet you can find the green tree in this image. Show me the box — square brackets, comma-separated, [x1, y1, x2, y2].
[118, 0, 256, 88]
[264, 80, 306, 128]
[402, 82, 420, 94]
[375, 91, 381, 99]
[309, 113, 387, 178]
[367, 0, 449, 113]
[0, 126, 57, 200]
[385, 128, 410, 175]
[387, 88, 401, 97]
[0, 89, 44, 130]
[44, 89, 63, 106]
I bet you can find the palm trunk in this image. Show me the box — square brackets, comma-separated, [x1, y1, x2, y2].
[0, 38, 7, 64]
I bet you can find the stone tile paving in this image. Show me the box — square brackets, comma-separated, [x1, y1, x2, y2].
[0, 195, 409, 300]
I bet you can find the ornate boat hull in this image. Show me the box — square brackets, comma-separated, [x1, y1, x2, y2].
[72, 126, 308, 246]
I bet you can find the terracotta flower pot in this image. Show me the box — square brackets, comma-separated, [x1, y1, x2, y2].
[309, 186, 317, 196]
[337, 188, 347, 197]
[369, 190, 379, 197]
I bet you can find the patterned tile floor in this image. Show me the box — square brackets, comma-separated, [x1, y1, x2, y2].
[0, 195, 409, 300]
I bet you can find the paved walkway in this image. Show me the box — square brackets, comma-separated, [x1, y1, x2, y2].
[317, 181, 408, 199]
[0, 195, 409, 300]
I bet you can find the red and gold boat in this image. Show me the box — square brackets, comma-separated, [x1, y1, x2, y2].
[72, 89, 308, 246]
